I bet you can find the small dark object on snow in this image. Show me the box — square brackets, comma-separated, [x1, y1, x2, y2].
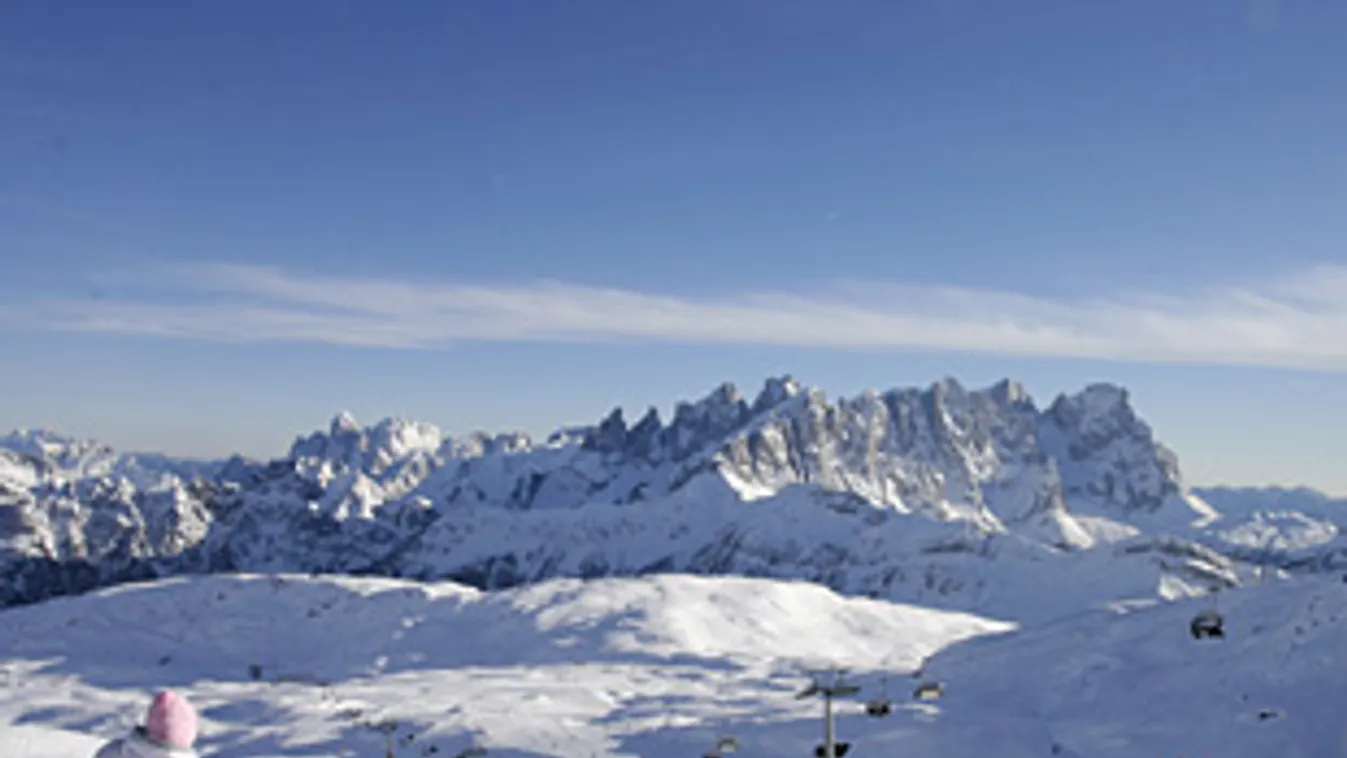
[158, 655, 172, 666]
[1190, 610, 1224, 640]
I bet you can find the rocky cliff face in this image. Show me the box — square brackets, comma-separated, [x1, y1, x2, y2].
[0, 376, 1234, 615]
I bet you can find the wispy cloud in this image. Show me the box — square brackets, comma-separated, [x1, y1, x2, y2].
[4, 262, 1347, 371]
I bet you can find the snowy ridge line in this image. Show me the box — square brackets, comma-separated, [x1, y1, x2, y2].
[0, 373, 1341, 616]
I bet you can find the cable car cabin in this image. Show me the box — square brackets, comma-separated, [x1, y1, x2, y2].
[913, 681, 944, 701]
[1190, 609, 1225, 640]
[865, 697, 892, 717]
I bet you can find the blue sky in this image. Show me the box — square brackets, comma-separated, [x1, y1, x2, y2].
[2, 0, 1345, 494]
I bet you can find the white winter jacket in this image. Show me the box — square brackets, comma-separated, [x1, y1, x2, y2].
[93, 728, 199, 758]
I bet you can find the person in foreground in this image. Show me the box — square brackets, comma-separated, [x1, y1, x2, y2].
[93, 690, 199, 758]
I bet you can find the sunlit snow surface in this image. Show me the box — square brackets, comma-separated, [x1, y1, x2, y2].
[4, 571, 1347, 757]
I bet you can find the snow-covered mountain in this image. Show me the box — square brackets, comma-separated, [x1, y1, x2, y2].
[1192, 485, 1347, 571]
[1195, 485, 1347, 519]
[0, 375, 1267, 616]
[2, 570, 1344, 757]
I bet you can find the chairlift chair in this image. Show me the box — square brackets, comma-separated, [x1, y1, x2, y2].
[703, 735, 738, 757]
[913, 680, 944, 701]
[864, 674, 893, 717]
[909, 659, 944, 701]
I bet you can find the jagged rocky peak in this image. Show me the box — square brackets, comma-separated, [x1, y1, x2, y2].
[330, 410, 361, 437]
[929, 375, 966, 397]
[1038, 383, 1186, 515]
[1, 428, 114, 470]
[921, 375, 1033, 415]
[0, 447, 43, 491]
[988, 377, 1033, 408]
[581, 404, 667, 457]
[671, 381, 748, 427]
[752, 375, 803, 412]
[290, 411, 357, 461]
[366, 417, 444, 459]
[290, 411, 446, 471]
[581, 376, 803, 460]
[583, 407, 629, 454]
[1044, 382, 1146, 454]
[1048, 381, 1130, 417]
[285, 410, 360, 461]
[217, 454, 262, 485]
[663, 378, 811, 461]
[695, 374, 1197, 524]
[449, 430, 533, 458]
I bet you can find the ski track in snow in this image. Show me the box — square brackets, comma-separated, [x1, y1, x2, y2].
[4, 571, 1347, 757]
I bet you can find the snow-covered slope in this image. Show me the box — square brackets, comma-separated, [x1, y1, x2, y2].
[0, 573, 1009, 758]
[0, 375, 1246, 617]
[3, 725, 106, 758]
[870, 570, 1347, 758]
[3, 571, 1346, 757]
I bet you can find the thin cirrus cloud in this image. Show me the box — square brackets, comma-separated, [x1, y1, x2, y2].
[4, 261, 1347, 371]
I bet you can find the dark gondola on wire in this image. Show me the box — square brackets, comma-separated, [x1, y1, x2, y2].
[1190, 586, 1225, 640]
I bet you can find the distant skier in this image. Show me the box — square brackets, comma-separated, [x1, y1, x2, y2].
[93, 690, 199, 758]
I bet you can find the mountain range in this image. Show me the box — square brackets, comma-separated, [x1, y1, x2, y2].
[2, 375, 1342, 617]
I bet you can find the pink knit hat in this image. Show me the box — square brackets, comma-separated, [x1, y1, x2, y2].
[144, 690, 198, 749]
